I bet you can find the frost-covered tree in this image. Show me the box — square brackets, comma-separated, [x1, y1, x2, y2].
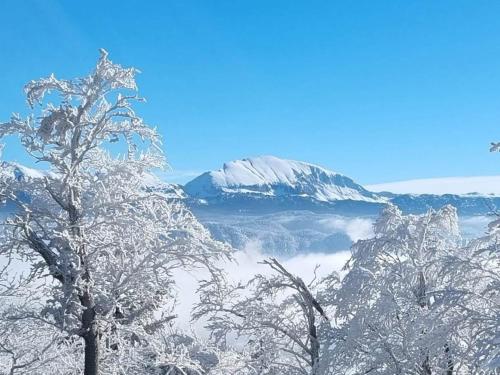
[441, 219, 500, 371]
[332, 205, 468, 374]
[0, 50, 229, 375]
[196, 258, 339, 375]
[0, 313, 81, 374]
[0, 265, 73, 374]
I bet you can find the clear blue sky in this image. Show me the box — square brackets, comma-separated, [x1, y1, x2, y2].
[1, 0, 500, 184]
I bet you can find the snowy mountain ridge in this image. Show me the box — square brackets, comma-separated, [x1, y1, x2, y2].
[2, 157, 500, 254]
[184, 155, 384, 203]
[0, 161, 186, 199]
[4, 156, 500, 217]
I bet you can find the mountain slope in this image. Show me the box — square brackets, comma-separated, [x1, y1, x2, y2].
[1, 158, 497, 254]
[0, 161, 186, 199]
[184, 156, 383, 203]
[0, 161, 53, 181]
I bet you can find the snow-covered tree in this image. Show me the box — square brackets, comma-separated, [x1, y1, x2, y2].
[196, 258, 339, 375]
[0, 312, 81, 374]
[0, 50, 230, 375]
[441, 220, 500, 371]
[332, 204, 468, 374]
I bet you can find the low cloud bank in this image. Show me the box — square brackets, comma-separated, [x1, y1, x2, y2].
[173, 240, 351, 333]
[317, 216, 373, 242]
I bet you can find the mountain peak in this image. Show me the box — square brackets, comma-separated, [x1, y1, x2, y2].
[215, 155, 335, 187]
[184, 155, 383, 203]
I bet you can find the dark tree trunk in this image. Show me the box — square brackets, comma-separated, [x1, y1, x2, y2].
[81, 290, 99, 375]
[83, 329, 99, 375]
[444, 344, 453, 375]
[421, 356, 432, 375]
[68, 186, 100, 375]
[309, 312, 320, 375]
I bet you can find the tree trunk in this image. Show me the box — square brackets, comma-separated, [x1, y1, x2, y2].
[444, 344, 453, 375]
[309, 312, 320, 375]
[417, 271, 432, 375]
[421, 356, 432, 375]
[83, 329, 99, 375]
[69, 183, 100, 374]
[81, 290, 99, 375]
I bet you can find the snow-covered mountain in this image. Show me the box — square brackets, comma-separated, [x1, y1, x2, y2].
[0, 161, 186, 200]
[179, 156, 500, 254]
[181, 156, 500, 216]
[0, 161, 52, 181]
[1, 157, 498, 255]
[184, 156, 383, 203]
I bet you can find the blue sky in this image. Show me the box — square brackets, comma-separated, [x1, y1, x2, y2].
[1, 1, 500, 184]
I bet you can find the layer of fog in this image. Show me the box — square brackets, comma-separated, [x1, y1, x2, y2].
[316, 216, 373, 242]
[173, 214, 491, 334]
[172, 240, 352, 335]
